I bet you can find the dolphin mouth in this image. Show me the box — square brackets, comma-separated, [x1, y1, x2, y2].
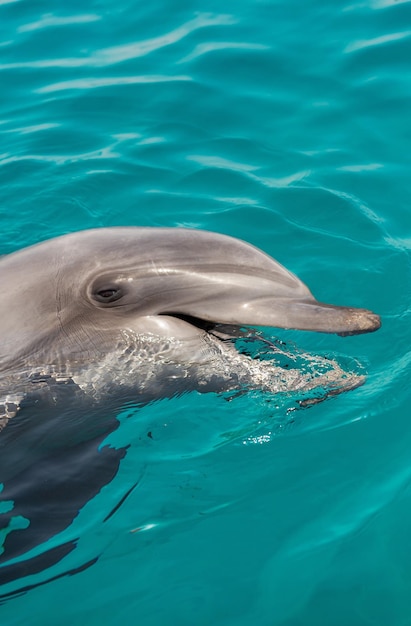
[159, 313, 244, 340]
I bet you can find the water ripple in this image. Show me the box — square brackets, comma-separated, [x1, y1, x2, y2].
[187, 154, 259, 173]
[338, 163, 383, 172]
[0, 145, 120, 166]
[94, 13, 236, 65]
[179, 42, 268, 64]
[0, 123, 59, 135]
[37, 74, 191, 93]
[345, 30, 411, 53]
[0, 13, 236, 71]
[18, 13, 101, 33]
[372, 0, 411, 7]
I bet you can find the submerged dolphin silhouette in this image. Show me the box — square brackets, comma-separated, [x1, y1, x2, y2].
[0, 227, 380, 592]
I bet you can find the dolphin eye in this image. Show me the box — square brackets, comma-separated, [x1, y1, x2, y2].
[93, 285, 124, 304]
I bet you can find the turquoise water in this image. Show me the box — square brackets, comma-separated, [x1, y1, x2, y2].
[0, 0, 410, 623]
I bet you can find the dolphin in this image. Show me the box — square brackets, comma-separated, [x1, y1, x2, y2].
[0, 227, 380, 418]
[0, 227, 380, 591]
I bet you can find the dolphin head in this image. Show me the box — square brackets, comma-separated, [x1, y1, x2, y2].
[0, 227, 380, 366]
[0, 227, 380, 368]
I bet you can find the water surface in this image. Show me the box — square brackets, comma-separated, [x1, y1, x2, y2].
[0, 0, 410, 624]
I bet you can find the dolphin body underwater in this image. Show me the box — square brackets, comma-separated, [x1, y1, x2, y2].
[0, 227, 380, 593]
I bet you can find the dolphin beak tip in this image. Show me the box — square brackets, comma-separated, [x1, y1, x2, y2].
[337, 310, 381, 337]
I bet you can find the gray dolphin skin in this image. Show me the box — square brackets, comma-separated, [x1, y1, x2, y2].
[0, 227, 381, 431]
